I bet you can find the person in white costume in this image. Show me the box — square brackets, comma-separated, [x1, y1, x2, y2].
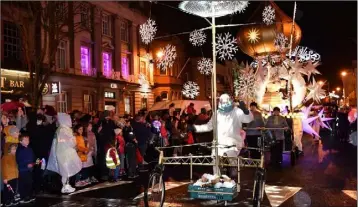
[47, 113, 82, 194]
[193, 94, 253, 174]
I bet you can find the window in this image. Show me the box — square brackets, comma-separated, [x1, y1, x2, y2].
[120, 21, 129, 42]
[56, 41, 66, 69]
[161, 92, 168, 100]
[124, 97, 131, 114]
[56, 2, 67, 21]
[159, 68, 166, 75]
[102, 52, 112, 77]
[3, 21, 21, 59]
[80, 5, 90, 28]
[104, 91, 115, 99]
[57, 92, 68, 113]
[102, 14, 111, 36]
[141, 98, 147, 109]
[121, 54, 129, 79]
[80, 46, 90, 75]
[83, 94, 92, 113]
[140, 61, 146, 75]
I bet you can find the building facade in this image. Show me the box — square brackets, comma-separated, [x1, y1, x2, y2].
[1, 2, 155, 115]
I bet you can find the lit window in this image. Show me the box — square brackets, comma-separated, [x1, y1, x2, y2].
[102, 14, 111, 36]
[57, 92, 68, 113]
[84, 94, 92, 113]
[125, 97, 131, 114]
[103, 52, 112, 77]
[56, 41, 66, 69]
[80, 46, 90, 75]
[121, 55, 129, 79]
[120, 21, 129, 42]
[104, 91, 115, 99]
[3, 21, 21, 59]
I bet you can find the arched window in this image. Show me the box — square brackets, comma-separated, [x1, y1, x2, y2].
[161, 91, 168, 100]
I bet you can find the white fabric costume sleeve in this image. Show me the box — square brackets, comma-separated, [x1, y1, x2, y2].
[194, 116, 213, 133]
[236, 108, 254, 124]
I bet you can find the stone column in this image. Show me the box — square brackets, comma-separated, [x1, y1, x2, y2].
[113, 15, 122, 72]
[130, 23, 138, 76]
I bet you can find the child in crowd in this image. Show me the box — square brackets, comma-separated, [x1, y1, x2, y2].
[74, 124, 89, 187]
[83, 123, 98, 184]
[160, 121, 169, 146]
[105, 140, 120, 182]
[115, 128, 126, 177]
[16, 134, 35, 203]
[4, 126, 19, 155]
[2, 144, 19, 206]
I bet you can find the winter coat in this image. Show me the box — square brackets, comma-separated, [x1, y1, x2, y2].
[105, 145, 120, 168]
[265, 115, 289, 140]
[132, 121, 151, 146]
[98, 119, 116, 147]
[246, 111, 265, 136]
[29, 123, 56, 160]
[76, 135, 88, 162]
[16, 144, 35, 173]
[1, 154, 18, 181]
[116, 135, 125, 154]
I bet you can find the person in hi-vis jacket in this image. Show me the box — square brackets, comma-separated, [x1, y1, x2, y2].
[193, 94, 253, 174]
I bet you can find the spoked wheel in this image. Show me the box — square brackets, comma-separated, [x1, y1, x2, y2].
[252, 168, 266, 207]
[144, 172, 165, 207]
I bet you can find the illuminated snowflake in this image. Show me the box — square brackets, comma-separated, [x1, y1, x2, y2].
[262, 5, 275, 25]
[274, 33, 288, 52]
[156, 44, 177, 71]
[306, 78, 326, 103]
[189, 30, 206, 46]
[197, 58, 213, 75]
[182, 81, 200, 99]
[216, 32, 238, 60]
[235, 68, 256, 100]
[139, 18, 157, 45]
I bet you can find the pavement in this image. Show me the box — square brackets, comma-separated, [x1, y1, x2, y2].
[29, 131, 357, 207]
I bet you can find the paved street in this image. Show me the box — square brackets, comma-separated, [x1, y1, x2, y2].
[32, 132, 356, 207]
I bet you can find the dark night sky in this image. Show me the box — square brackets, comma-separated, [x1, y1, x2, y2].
[150, 1, 357, 88]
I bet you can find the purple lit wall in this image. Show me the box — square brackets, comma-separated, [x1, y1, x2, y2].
[121, 56, 129, 79]
[103, 52, 111, 77]
[80, 46, 90, 75]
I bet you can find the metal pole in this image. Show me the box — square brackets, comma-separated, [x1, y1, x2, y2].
[211, 7, 219, 176]
[288, 2, 297, 112]
[190, 154, 193, 182]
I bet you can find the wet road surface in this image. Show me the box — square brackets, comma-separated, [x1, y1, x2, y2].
[30, 132, 356, 206]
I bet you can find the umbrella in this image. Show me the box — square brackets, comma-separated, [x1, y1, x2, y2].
[1, 102, 25, 112]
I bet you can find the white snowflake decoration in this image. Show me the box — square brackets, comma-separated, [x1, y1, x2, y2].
[235, 68, 256, 100]
[216, 32, 238, 60]
[274, 33, 288, 52]
[262, 5, 275, 25]
[139, 18, 157, 45]
[156, 44, 177, 71]
[189, 30, 206, 46]
[182, 81, 200, 99]
[197, 58, 213, 75]
[306, 78, 326, 103]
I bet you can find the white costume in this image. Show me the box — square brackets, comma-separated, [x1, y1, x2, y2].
[194, 94, 253, 174]
[292, 117, 303, 151]
[47, 113, 82, 193]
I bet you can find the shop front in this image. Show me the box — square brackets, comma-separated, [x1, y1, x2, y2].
[1, 69, 31, 103]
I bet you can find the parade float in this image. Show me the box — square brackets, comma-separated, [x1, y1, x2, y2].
[138, 1, 329, 206]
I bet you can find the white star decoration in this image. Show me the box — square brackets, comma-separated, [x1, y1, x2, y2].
[156, 44, 177, 71]
[304, 61, 321, 80]
[139, 18, 157, 45]
[216, 32, 238, 60]
[197, 58, 213, 75]
[182, 81, 200, 99]
[287, 59, 306, 86]
[301, 103, 320, 137]
[189, 30, 206, 46]
[262, 5, 275, 25]
[306, 78, 326, 103]
[318, 108, 334, 130]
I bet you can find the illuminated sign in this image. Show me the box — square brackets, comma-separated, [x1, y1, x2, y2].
[287, 46, 321, 63]
[110, 83, 118, 89]
[104, 91, 115, 99]
[1, 69, 30, 94]
[51, 82, 60, 94]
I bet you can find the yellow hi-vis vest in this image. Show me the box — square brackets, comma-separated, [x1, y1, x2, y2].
[106, 147, 120, 169]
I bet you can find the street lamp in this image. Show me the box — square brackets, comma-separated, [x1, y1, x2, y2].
[156, 51, 164, 59]
[318, 80, 324, 85]
[336, 87, 341, 91]
[341, 71, 347, 77]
